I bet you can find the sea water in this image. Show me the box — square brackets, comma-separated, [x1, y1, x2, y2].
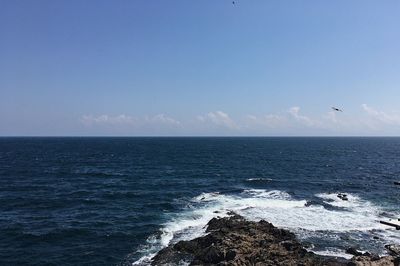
[0, 137, 399, 265]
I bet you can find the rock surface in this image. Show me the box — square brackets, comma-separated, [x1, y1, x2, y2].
[151, 213, 398, 265]
[349, 255, 399, 266]
[385, 244, 400, 257]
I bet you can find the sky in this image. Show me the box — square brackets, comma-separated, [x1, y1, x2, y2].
[1, 0, 400, 136]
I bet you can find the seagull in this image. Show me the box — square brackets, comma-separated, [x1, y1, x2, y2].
[331, 107, 343, 112]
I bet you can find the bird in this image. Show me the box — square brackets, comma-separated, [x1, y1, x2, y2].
[232, 1, 235, 4]
[331, 107, 343, 112]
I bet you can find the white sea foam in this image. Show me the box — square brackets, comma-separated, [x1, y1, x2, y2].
[245, 177, 273, 182]
[313, 249, 353, 259]
[132, 189, 400, 265]
[315, 192, 366, 208]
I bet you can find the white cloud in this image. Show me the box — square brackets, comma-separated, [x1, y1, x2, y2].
[245, 114, 287, 128]
[288, 106, 318, 127]
[80, 114, 136, 126]
[362, 104, 400, 125]
[325, 111, 338, 123]
[79, 105, 400, 136]
[146, 114, 181, 126]
[80, 114, 181, 127]
[198, 111, 239, 129]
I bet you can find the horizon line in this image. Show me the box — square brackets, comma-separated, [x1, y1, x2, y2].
[1, 135, 400, 138]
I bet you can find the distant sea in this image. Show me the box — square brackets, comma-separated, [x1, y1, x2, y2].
[0, 137, 399, 265]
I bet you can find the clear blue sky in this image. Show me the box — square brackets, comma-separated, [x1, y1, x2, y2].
[1, 0, 400, 136]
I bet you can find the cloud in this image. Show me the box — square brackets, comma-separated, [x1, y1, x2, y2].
[80, 114, 181, 127]
[198, 111, 239, 129]
[288, 106, 318, 127]
[362, 104, 400, 125]
[324, 111, 338, 123]
[245, 107, 330, 133]
[79, 105, 400, 136]
[145, 114, 181, 126]
[80, 114, 136, 126]
[245, 114, 287, 128]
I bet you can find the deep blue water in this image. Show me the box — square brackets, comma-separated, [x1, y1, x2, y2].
[0, 137, 399, 265]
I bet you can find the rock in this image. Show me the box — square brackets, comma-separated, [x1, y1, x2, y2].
[151, 246, 193, 265]
[174, 240, 198, 253]
[197, 246, 224, 263]
[305, 200, 318, 207]
[151, 214, 343, 265]
[150, 213, 397, 266]
[224, 249, 236, 261]
[337, 193, 349, 201]
[385, 244, 400, 256]
[368, 253, 382, 261]
[351, 255, 397, 266]
[347, 247, 364, 256]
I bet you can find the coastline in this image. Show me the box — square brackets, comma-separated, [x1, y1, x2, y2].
[150, 213, 399, 266]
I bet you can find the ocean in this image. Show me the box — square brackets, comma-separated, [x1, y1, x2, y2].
[0, 137, 399, 265]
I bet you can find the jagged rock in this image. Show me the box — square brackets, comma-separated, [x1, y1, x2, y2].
[197, 246, 224, 264]
[151, 214, 396, 266]
[347, 247, 364, 256]
[338, 193, 349, 201]
[151, 246, 192, 265]
[350, 255, 398, 266]
[385, 244, 400, 256]
[225, 249, 236, 261]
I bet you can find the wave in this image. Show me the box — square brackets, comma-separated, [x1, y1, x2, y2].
[132, 189, 400, 265]
[313, 249, 353, 259]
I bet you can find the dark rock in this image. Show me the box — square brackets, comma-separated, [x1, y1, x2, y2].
[346, 247, 363, 256]
[151, 214, 396, 266]
[337, 193, 349, 201]
[305, 200, 318, 207]
[350, 254, 396, 265]
[197, 246, 224, 263]
[281, 240, 300, 251]
[385, 244, 400, 256]
[368, 253, 381, 261]
[151, 246, 193, 265]
[174, 240, 198, 253]
[224, 249, 236, 261]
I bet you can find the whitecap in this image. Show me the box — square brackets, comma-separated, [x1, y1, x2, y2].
[245, 177, 273, 182]
[132, 189, 400, 265]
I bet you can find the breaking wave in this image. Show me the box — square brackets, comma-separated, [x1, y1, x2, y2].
[132, 189, 400, 265]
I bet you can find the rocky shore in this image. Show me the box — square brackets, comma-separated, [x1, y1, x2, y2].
[151, 213, 399, 266]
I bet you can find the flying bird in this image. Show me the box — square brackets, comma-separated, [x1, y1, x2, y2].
[331, 107, 343, 112]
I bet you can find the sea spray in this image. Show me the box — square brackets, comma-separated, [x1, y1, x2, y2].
[133, 189, 400, 264]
